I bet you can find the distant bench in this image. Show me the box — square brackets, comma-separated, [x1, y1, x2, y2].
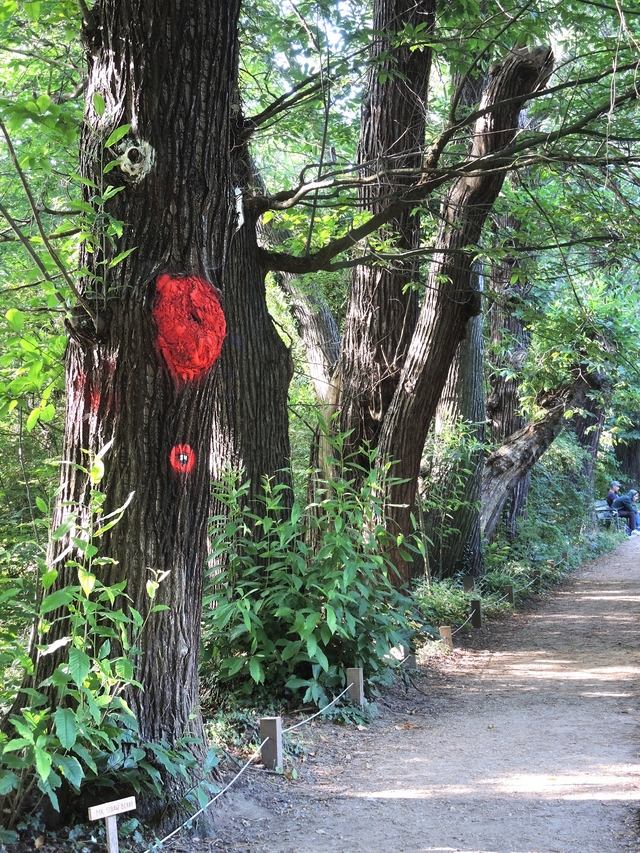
[594, 499, 620, 528]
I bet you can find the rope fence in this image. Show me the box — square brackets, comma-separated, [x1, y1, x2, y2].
[144, 737, 270, 853]
[451, 610, 475, 636]
[142, 681, 357, 851]
[284, 683, 354, 733]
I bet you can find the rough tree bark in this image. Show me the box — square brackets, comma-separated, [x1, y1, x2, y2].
[331, 0, 435, 461]
[20, 0, 242, 828]
[572, 402, 606, 496]
[480, 372, 604, 540]
[485, 229, 532, 536]
[614, 432, 640, 487]
[211, 142, 294, 508]
[378, 47, 553, 584]
[423, 309, 486, 578]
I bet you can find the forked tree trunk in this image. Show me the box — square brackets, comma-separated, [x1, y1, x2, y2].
[378, 47, 553, 584]
[21, 0, 241, 828]
[331, 0, 435, 462]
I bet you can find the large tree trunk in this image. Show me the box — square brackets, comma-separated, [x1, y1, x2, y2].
[573, 403, 606, 497]
[211, 144, 294, 509]
[422, 301, 485, 579]
[614, 433, 640, 487]
[378, 47, 553, 584]
[21, 0, 241, 829]
[480, 373, 603, 540]
[332, 0, 434, 462]
[485, 227, 532, 536]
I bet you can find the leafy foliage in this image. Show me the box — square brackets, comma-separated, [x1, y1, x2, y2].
[202, 447, 416, 709]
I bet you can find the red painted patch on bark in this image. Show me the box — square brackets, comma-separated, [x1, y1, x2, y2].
[153, 274, 226, 383]
[169, 444, 196, 474]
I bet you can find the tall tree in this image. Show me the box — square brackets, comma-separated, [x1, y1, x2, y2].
[377, 46, 553, 582]
[10, 0, 242, 826]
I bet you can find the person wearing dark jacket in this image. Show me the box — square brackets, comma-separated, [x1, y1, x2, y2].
[613, 489, 640, 534]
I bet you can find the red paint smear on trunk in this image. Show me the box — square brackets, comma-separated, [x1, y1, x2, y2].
[169, 444, 196, 474]
[153, 274, 226, 383]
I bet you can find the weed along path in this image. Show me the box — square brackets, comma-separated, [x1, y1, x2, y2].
[206, 538, 640, 853]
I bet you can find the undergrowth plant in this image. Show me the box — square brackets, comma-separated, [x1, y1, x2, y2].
[202, 447, 416, 710]
[0, 448, 216, 838]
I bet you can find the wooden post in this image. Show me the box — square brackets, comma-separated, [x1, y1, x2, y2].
[346, 667, 365, 706]
[439, 625, 453, 651]
[505, 584, 515, 605]
[470, 598, 482, 628]
[533, 568, 541, 591]
[260, 716, 283, 770]
[462, 575, 475, 592]
[401, 645, 417, 669]
[88, 796, 136, 853]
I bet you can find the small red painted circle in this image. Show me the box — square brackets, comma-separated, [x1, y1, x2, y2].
[169, 444, 196, 474]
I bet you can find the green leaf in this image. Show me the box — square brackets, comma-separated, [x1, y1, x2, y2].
[25, 408, 40, 432]
[93, 93, 106, 116]
[53, 754, 84, 789]
[36, 496, 48, 513]
[0, 772, 19, 795]
[105, 123, 131, 148]
[78, 569, 96, 597]
[0, 830, 19, 844]
[5, 308, 24, 331]
[90, 456, 105, 484]
[109, 247, 137, 268]
[52, 514, 76, 541]
[40, 589, 74, 614]
[41, 569, 58, 590]
[71, 742, 97, 774]
[23, 1, 40, 21]
[34, 744, 52, 782]
[248, 657, 264, 683]
[68, 647, 91, 687]
[53, 707, 78, 750]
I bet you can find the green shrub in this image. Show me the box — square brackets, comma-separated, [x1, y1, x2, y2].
[201, 458, 416, 709]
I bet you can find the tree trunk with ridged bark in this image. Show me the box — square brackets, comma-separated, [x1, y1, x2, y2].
[378, 47, 553, 585]
[14, 0, 241, 830]
[331, 0, 435, 464]
[485, 231, 532, 537]
[423, 310, 485, 579]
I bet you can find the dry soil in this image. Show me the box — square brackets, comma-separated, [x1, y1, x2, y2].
[182, 536, 640, 853]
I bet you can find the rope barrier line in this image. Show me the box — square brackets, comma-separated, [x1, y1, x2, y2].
[451, 610, 475, 636]
[143, 737, 269, 853]
[143, 682, 357, 850]
[283, 683, 354, 733]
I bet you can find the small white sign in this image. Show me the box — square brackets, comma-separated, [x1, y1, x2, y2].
[88, 796, 136, 821]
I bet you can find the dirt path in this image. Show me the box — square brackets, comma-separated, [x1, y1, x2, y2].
[207, 537, 640, 853]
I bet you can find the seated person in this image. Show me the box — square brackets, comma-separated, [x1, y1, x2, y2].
[613, 488, 640, 534]
[606, 480, 622, 506]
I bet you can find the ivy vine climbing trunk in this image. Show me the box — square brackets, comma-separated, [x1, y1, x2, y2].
[30, 0, 241, 829]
